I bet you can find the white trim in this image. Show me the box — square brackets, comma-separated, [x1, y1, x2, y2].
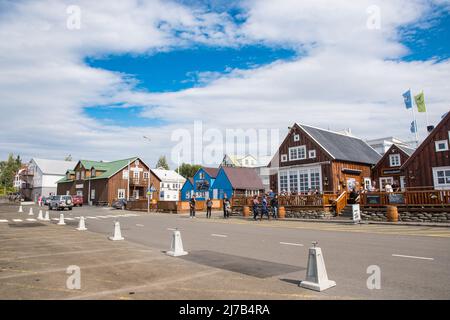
[379, 177, 394, 191]
[435, 140, 449, 152]
[432, 166, 450, 190]
[279, 165, 322, 193]
[293, 134, 300, 142]
[118, 189, 126, 199]
[308, 149, 316, 159]
[288, 145, 306, 161]
[281, 154, 288, 162]
[389, 153, 401, 167]
[363, 178, 372, 190]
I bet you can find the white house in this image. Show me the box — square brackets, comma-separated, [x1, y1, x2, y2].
[27, 158, 77, 201]
[150, 168, 186, 201]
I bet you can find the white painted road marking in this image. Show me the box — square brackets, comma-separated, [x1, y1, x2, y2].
[86, 216, 98, 219]
[136, 224, 144, 227]
[211, 234, 228, 238]
[392, 254, 434, 261]
[26, 218, 37, 222]
[66, 218, 75, 221]
[12, 219, 23, 222]
[0, 219, 8, 223]
[280, 242, 304, 247]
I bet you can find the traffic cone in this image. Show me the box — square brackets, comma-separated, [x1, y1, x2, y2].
[166, 229, 188, 257]
[108, 221, 124, 241]
[299, 242, 336, 292]
[57, 213, 66, 225]
[37, 210, 43, 220]
[43, 211, 50, 221]
[18, 205, 23, 213]
[28, 207, 34, 216]
[76, 216, 87, 231]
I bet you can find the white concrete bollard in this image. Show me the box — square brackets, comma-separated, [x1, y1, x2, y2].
[37, 210, 44, 220]
[43, 211, 50, 221]
[18, 205, 23, 213]
[76, 216, 87, 231]
[108, 221, 124, 241]
[166, 229, 188, 257]
[299, 242, 336, 292]
[28, 207, 34, 216]
[57, 213, 66, 225]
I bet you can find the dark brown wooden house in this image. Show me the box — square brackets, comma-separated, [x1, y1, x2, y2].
[372, 144, 415, 191]
[402, 111, 450, 190]
[57, 157, 160, 205]
[269, 123, 381, 194]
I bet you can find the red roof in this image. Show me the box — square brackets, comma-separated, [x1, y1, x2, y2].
[203, 167, 220, 178]
[221, 167, 264, 190]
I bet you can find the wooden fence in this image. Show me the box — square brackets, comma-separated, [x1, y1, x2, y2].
[360, 190, 450, 207]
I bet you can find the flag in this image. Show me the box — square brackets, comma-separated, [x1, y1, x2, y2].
[410, 120, 417, 133]
[414, 91, 426, 112]
[402, 90, 412, 109]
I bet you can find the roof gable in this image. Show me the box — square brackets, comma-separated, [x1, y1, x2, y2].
[373, 143, 414, 170]
[219, 167, 264, 190]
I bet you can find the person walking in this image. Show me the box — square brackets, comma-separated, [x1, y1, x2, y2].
[224, 198, 231, 219]
[222, 194, 228, 219]
[270, 194, 278, 219]
[261, 195, 268, 221]
[189, 195, 196, 218]
[252, 195, 259, 221]
[206, 197, 212, 219]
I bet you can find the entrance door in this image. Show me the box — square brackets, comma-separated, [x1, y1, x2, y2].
[400, 176, 406, 191]
[346, 178, 356, 191]
[379, 177, 394, 191]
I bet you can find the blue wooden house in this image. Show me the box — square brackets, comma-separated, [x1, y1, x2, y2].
[211, 167, 265, 199]
[180, 167, 219, 201]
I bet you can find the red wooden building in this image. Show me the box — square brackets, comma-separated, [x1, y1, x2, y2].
[269, 123, 381, 194]
[372, 144, 415, 191]
[402, 111, 450, 190]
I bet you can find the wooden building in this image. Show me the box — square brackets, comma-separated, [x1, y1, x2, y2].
[269, 123, 381, 194]
[211, 167, 265, 198]
[180, 167, 219, 201]
[372, 144, 415, 191]
[57, 157, 159, 205]
[402, 111, 450, 190]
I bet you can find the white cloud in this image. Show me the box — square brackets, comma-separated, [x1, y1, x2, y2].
[0, 0, 449, 167]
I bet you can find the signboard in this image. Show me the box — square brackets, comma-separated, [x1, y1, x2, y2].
[388, 193, 405, 204]
[76, 184, 84, 189]
[366, 195, 381, 205]
[196, 180, 210, 191]
[383, 169, 401, 175]
[352, 204, 361, 222]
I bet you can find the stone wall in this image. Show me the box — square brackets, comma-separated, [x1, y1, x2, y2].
[285, 209, 333, 220]
[361, 209, 450, 223]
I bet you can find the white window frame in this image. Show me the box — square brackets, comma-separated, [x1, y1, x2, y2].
[133, 189, 139, 199]
[143, 172, 149, 179]
[133, 171, 139, 179]
[91, 189, 95, 200]
[81, 171, 85, 179]
[288, 146, 306, 161]
[122, 170, 129, 179]
[435, 140, 449, 152]
[432, 166, 450, 190]
[279, 166, 322, 193]
[389, 154, 401, 167]
[118, 189, 126, 199]
[281, 154, 288, 162]
[293, 134, 300, 142]
[379, 177, 394, 191]
[364, 178, 372, 190]
[76, 171, 80, 180]
[309, 150, 316, 159]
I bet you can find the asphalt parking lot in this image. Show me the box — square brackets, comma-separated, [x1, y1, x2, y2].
[1, 203, 450, 299]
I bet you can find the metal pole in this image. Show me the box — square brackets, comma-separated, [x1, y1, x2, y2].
[147, 171, 150, 214]
[127, 160, 130, 201]
[410, 89, 419, 147]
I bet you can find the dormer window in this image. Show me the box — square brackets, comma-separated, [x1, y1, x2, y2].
[389, 154, 401, 167]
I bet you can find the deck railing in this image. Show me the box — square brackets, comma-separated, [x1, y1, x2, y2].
[360, 190, 450, 207]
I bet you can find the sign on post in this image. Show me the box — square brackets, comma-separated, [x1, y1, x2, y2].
[352, 204, 361, 223]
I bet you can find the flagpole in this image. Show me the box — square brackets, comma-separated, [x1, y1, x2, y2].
[423, 90, 430, 128]
[410, 89, 419, 146]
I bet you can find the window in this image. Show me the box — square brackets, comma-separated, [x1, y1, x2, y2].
[133, 190, 139, 200]
[310, 168, 321, 191]
[289, 146, 306, 161]
[281, 154, 288, 162]
[91, 168, 96, 177]
[380, 177, 394, 191]
[199, 172, 205, 179]
[298, 171, 309, 193]
[81, 171, 85, 179]
[364, 178, 372, 190]
[435, 140, 449, 152]
[76, 190, 83, 196]
[279, 172, 288, 192]
[133, 171, 139, 179]
[433, 167, 450, 189]
[309, 150, 316, 159]
[118, 189, 125, 199]
[289, 171, 298, 192]
[389, 154, 401, 167]
[123, 170, 129, 179]
[294, 134, 300, 142]
[143, 172, 149, 179]
[76, 171, 80, 180]
[91, 189, 95, 200]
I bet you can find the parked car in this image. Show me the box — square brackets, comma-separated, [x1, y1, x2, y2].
[112, 199, 127, 210]
[48, 195, 73, 211]
[42, 196, 51, 206]
[72, 195, 83, 207]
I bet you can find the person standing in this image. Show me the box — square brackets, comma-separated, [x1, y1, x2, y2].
[206, 197, 212, 219]
[252, 195, 259, 221]
[189, 195, 196, 218]
[261, 195, 268, 221]
[270, 194, 278, 219]
[224, 198, 231, 219]
[222, 194, 228, 219]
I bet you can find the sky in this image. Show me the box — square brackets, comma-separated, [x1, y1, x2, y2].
[1, 0, 450, 168]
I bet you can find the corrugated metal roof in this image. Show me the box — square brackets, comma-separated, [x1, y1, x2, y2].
[32, 158, 77, 175]
[221, 167, 264, 190]
[151, 169, 186, 183]
[203, 167, 220, 178]
[298, 124, 381, 164]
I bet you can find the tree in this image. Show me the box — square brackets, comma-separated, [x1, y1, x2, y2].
[0, 153, 22, 192]
[176, 163, 202, 178]
[155, 156, 170, 170]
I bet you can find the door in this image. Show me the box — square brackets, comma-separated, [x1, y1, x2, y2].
[133, 189, 139, 200]
[213, 189, 218, 199]
[379, 177, 394, 191]
[400, 176, 406, 191]
[346, 178, 356, 191]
